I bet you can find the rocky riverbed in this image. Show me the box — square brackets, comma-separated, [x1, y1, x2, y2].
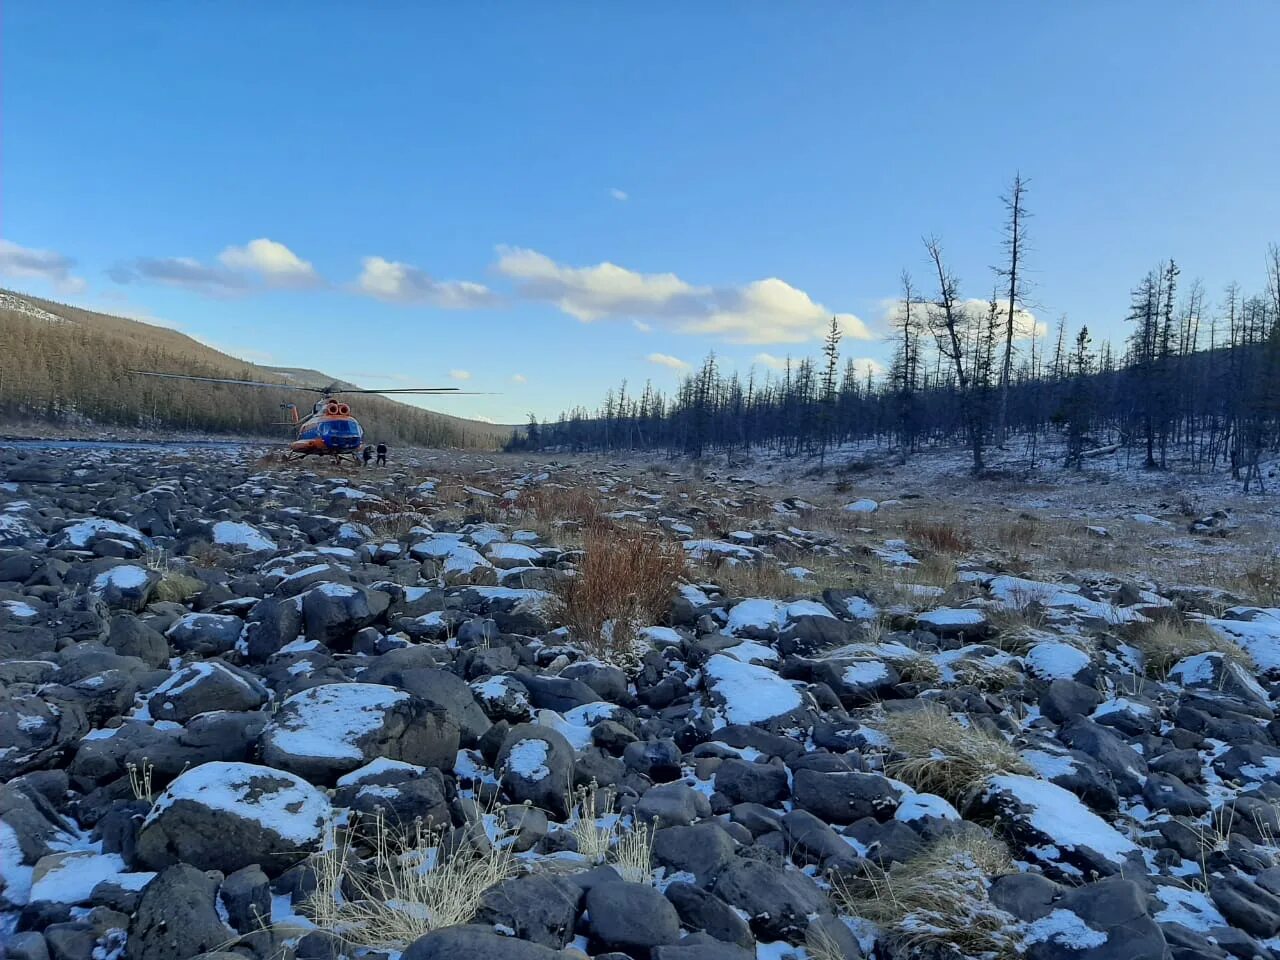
[4, 444, 1280, 960]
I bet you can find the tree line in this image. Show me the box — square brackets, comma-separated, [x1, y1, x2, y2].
[0, 292, 507, 449]
[509, 177, 1280, 489]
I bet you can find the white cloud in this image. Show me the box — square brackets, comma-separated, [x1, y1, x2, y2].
[450, 369, 472, 381]
[610, 187, 629, 202]
[495, 246, 867, 345]
[356, 256, 495, 308]
[219, 238, 320, 288]
[646, 352, 690, 371]
[686, 278, 870, 345]
[0, 239, 86, 294]
[632, 319, 653, 333]
[511, 373, 528, 384]
[496, 246, 700, 322]
[112, 237, 321, 296]
[753, 352, 790, 370]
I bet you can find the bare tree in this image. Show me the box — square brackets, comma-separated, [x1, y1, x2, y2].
[994, 173, 1030, 446]
[924, 236, 984, 473]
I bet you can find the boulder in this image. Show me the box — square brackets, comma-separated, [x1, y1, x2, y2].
[136, 761, 329, 876]
[261, 682, 458, 783]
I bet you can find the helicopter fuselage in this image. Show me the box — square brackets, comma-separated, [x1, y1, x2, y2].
[289, 400, 364, 456]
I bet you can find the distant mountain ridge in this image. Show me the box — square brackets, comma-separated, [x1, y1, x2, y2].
[0, 289, 513, 448]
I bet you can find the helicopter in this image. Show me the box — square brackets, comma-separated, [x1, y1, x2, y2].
[130, 370, 482, 461]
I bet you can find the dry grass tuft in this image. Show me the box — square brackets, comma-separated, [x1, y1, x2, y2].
[702, 559, 801, 600]
[832, 829, 1019, 959]
[1129, 618, 1251, 678]
[881, 704, 1029, 804]
[145, 548, 204, 602]
[567, 781, 656, 883]
[351, 490, 432, 540]
[1233, 556, 1280, 607]
[552, 528, 685, 669]
[868, 641, 943, 685]
[185, 540, 232, 569]
[509, 485, 604, 547]
[905, 519, 974, 555]
[305, 809, 519, 951]
[990, 517, 1039, 552]
[948, 658, 1023, 692]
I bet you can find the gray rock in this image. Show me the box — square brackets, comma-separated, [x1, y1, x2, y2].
[219, 864, 270, 934]
[1142, 773, 1210, 817]
[1210, 874, 1280, 937]
[242, 598, 303, 663]
[148, 661, 268, 723]
[43, 923, 96, 960]
[106, 616, 169, 668]
[665, 882, 754, 948]
[3, 932, 50, 960]
[652, 822, 738, 884]
[1058, 718, 1148, 796]
[989, 871, 1062, 921]
[711, 857, 828, 941]
[518, 674, 601, 712]
[475, 874, 582, 949]
[623, 739, 683, 782]
[403, 927, 564, 960]
[136, 761, 328, 877]
[164, 613, 244, 657]
[1041, 679, 1103, 725]
[127, 864, 232, 960]
[1024, 878, 1166, 960]
[636, 782, 712, 827]
[261, 682, 459, 783]
[714, 758, 790, 806]
[301, 582, 390, 649]
[651, 942, 754, 960]
[497, 725, 575, 818]
[586, 881, 681, 953]
[792, 769, 900, 825]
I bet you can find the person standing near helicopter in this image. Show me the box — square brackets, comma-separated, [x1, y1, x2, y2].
[376, 442, 388, 466]
[362, 445, 374, 467]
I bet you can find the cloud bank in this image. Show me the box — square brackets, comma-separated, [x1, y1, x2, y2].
[495, 246, 868, 345]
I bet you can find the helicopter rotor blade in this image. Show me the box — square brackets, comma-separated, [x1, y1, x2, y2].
[130, 371, 325, 393]
[340, 389, 498, 395]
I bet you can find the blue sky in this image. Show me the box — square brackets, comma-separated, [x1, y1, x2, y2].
[4, 3, 1279, 423]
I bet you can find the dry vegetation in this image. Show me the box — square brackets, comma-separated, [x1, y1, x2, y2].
[305, 810, 520, 950]
[1128, 617, 1251, 678]
[350, 489, 434, 539]
[881, 704, 1029, 804]
[904, 518, 974, 555]
[509, 485, 604, 547]
[552, 527, 685, 669]
[566, 781, 656, 882]
[832, 829, 1019, 959]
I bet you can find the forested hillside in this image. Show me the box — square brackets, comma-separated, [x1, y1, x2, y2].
[0, 290, 510, 448]
[514, 180, 1280, 488]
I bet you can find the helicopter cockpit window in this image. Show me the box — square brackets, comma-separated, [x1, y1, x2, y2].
[318, 419, 360, 437]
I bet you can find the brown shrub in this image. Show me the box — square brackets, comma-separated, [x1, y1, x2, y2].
[905, 519, 974, 555]
[553, 528, 686, 668]
[513, 485, 603, 526]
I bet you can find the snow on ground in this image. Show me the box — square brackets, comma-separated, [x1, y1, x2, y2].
[212, 519, 277, 553]
[144, 761, 328, 844]
[263, 683, 409, 761]
[704, 654, 803, 725]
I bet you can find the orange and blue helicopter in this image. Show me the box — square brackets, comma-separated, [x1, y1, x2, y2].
[131, 370, 478, 461]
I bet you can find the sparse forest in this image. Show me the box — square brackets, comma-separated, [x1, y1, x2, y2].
[0, 292, 510, 449]
[513, 179, 1280, 488]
